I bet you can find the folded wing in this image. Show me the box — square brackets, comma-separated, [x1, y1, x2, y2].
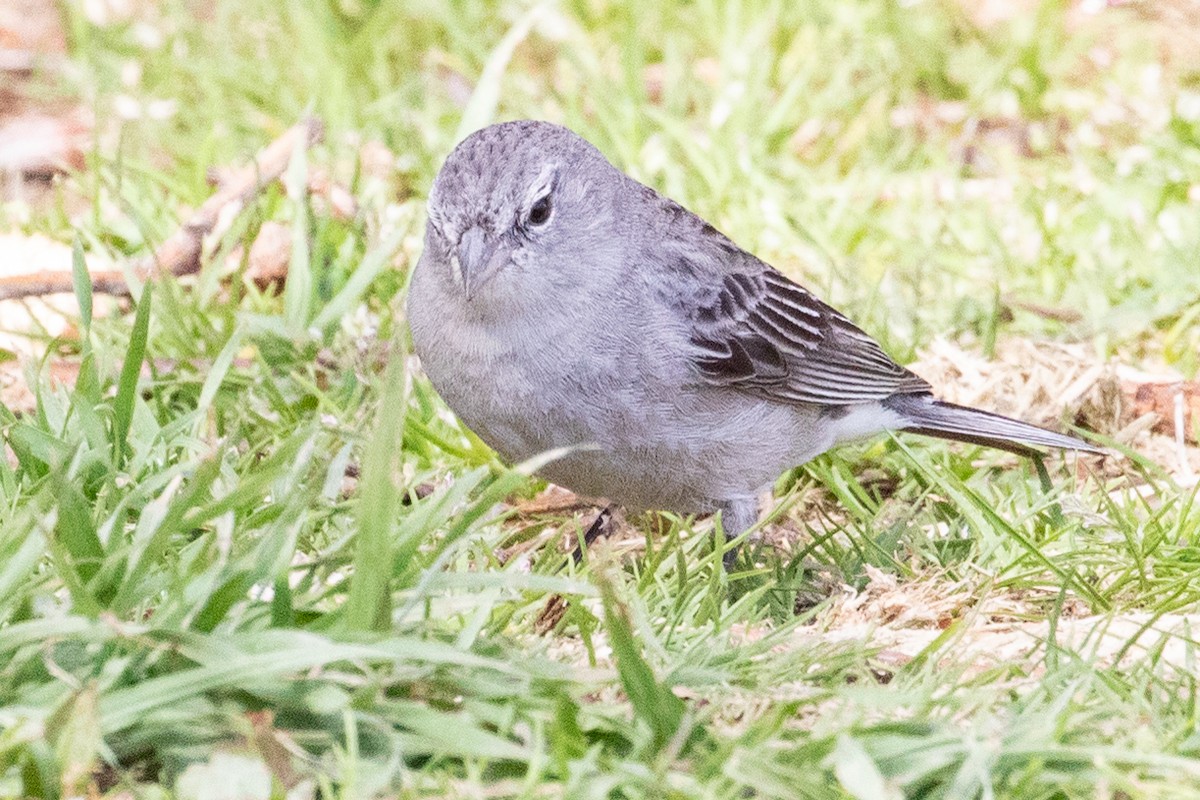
[686, 261, 930, 405]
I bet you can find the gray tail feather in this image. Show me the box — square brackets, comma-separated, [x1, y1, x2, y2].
[884, 395, 1103, 458]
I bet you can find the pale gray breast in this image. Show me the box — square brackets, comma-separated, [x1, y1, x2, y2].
[409, 253, 643, 459]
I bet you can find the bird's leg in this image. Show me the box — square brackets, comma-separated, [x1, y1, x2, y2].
[537, 505, 618, 635]
[718, 498, 760, 572]
[570, 504, 617, 563]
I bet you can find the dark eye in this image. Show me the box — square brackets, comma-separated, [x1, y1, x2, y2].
[528, 195, 552, 226]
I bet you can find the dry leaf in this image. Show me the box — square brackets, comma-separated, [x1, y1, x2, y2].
[227, 221, 292, 289]
[307, 168, 357, 221]
[1125, 379, 1199, 443]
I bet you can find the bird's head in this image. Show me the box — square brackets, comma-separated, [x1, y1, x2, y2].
[422, 120, 623, 306]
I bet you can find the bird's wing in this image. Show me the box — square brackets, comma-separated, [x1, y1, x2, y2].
[668, 225, 931, 405]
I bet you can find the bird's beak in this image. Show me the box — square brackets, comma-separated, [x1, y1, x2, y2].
[455, 226, 508, 300]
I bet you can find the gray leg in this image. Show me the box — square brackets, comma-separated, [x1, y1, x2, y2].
[718, 497, 759, 571]
[570, 505, 616, 564]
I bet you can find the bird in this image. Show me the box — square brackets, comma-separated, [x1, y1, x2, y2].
[407, 119, 1100, 567]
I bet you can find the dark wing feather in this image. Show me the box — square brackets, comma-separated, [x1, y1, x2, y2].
[680, 242, 930, 406]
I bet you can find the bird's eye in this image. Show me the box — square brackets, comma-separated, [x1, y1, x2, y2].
[528, 195, 552, 226]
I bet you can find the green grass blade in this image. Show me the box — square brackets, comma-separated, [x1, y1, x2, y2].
[97, 632, 514, 734]
[454, 2, 548, 141]
[311, 226, 406, 332]
[282, 141, 312, 331]
[191, 325, 244, 439]
[50, 476, 105, 588]
[343, 361, 406, 631]
[112, 283, 152, 470]
[70, 238, 93, 334]
[598, 570, 686, 754]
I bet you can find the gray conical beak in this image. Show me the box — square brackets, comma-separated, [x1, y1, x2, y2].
[455, 226, 506, 300]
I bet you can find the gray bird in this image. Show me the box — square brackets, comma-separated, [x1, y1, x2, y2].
[408, 120, 1099, 565]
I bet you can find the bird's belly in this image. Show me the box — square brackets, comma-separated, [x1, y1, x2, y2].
[437, 370, 817, 512]
[413, 310, 825, 513]
[529, 401, 816, 512]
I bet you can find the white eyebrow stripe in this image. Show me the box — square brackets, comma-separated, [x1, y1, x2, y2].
[524, 163, 559, 208]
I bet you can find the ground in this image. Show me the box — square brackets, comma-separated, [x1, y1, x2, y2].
[1, 1, 1199, 798]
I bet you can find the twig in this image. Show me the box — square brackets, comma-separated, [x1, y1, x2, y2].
[1000, 294, 1084, 324]
[0, 270, 128, 299]
[0, 117, 324, 301]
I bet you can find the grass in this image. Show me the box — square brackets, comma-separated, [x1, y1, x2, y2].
[2, 0, 1200, 797]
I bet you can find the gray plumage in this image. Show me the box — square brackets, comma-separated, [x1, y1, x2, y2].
[408, 120, 1099, 559]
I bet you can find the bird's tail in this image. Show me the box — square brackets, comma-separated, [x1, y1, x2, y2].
[883, 394, 1103, 457]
